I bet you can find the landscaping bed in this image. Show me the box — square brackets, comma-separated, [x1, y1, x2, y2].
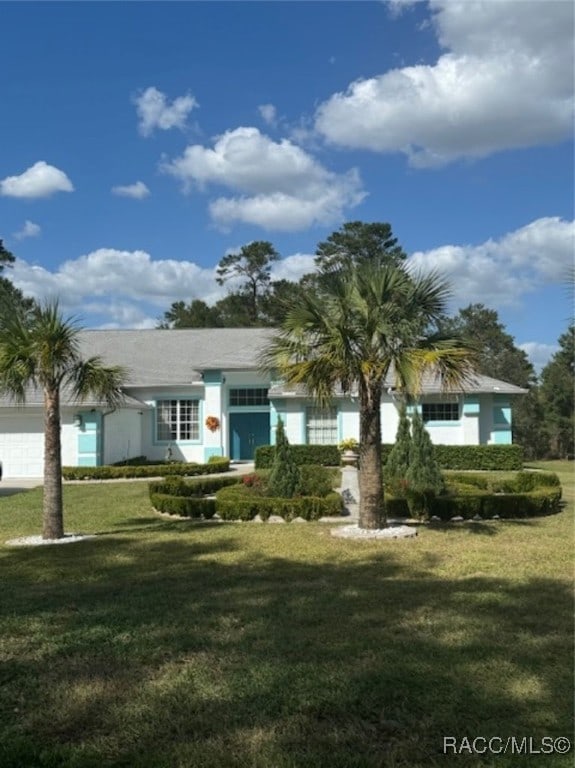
[385, 470, 562, 520]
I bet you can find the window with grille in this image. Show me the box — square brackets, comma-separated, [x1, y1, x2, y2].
[156, 399, 200, 441]
[229, 388, 269, 406]
[421, 402, 459, 422]
[306, 407, 337, 444]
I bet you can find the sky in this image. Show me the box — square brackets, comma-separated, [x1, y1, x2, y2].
[0, 0, 573, 372]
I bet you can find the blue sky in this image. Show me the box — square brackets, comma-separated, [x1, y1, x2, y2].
[0, 0, 573, 371]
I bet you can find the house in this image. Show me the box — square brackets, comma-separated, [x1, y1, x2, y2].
[0, 328, 526, 477]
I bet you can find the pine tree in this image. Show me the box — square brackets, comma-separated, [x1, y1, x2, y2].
[384, 402, 412, 494]
[267, 418, 302, 498]
[405, 410, 444, 519]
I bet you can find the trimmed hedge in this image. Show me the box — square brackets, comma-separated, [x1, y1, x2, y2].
[148, 475, 241, 497]
[256, 443, 523, 471]
[255, 445, 341, 469]
[382, 444, 524, 471]
[443, 470, 560, 493]
[63, 457, 230, 480]
[215, 485, 343, 521]
[150, 493, 216, 519]
[384, 487, 562, 521]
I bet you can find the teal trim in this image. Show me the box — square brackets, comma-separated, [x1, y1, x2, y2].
[78, 457, 97, 467]
[202, 370, 222, 385]
[76, 411, 102, 467]
[463, 396, 480, 415]
[337, 410, 343, 443]
[203, 446, 223, 460]
[493, 406, 511, 426]
[492, 428, 512, 445]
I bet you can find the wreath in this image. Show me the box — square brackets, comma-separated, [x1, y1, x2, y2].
[205, 415, 221, 432]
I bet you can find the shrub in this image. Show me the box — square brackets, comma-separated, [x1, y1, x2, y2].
[405, 412, 444, 519]
[148, 475, 240, 498]
[384, 403, 411, 492]
[63, 458, 230, 480]
[297, 465, 335, 497]
[382, 444, 524, 471]
[267, 418, 302, 498]
[430, 487, 562, 520]
[215, 485, 343, 521]
[150, 493, 216, 519]
[255, 444, 341, 469]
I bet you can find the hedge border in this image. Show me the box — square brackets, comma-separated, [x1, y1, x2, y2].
[385, 487, 562, 521]
[63, 457, 230, 480]
[215, 486, 343, 521]
[255, 444, 524, 471]
[255, 445, 340, 469]
[150, 493, 216, 519]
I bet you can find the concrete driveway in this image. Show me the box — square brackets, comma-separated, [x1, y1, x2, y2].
[0, 478, 43, 496]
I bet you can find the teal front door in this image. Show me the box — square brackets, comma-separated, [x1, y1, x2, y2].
[229, 413, 270, 460]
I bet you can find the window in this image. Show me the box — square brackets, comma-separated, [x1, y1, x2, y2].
[156, 399, 199, 441]
[422, 402, 459, 422]
[306, 407, 337, 445]
[229, 388, 269, 407]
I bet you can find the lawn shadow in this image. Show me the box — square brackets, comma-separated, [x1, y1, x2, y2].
[0, 529, 572, 767]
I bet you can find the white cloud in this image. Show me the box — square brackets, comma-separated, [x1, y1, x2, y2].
[315, 0, 574, 166]
[134, 86, 198, 137]
[258, 104, 277, 127]
[407, 217, 574, 308]
[8, 246, 321, 328]
[270, 252, 316, 283]
[519, 341, 558, 373]
[0, 161, 74, 199]
[162, 126, 365, 230]
[13, 220, 41, 240]
[111, 181, 150, 199]
[10, 248, 221, 324]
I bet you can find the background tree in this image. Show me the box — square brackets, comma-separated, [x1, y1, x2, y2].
[263, 246, 476, 530]
[440, 303, 543, 457]
[0, 240, 34, 316]
[158, 299, 223, 329]
[539, 325, 574, 457]
[216, 241, 280, 324]
[314, 221, 407, 272]
[0, 300, 127, 539]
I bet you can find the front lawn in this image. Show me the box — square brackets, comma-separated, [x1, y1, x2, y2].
[0, 463, 573, 767]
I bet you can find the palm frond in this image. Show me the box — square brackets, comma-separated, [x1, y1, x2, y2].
[69, 358, 128, 407]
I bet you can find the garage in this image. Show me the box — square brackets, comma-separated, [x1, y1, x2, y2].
[0, 411, 45, 478]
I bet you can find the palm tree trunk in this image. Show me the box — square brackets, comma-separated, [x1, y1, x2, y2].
[42, 386, 64, 539]
[358, 379, 386, 529]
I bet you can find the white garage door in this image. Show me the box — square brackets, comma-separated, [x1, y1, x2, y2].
[0, 415, 45, 478]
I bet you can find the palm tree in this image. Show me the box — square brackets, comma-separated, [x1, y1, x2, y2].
[261, 259, 476, 529]
[0, 301, 127, 539]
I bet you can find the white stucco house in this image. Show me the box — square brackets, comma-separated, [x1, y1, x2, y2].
[0, 328, 527, 478]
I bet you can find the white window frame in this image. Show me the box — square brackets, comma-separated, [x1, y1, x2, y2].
[306, 406, 338, 445]
[156, 399, 200, 442]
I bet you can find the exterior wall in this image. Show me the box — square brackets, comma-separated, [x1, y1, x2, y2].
[102, 409, 143, 465]
[135, 385, 206, 464]
[273, 394, 494, 447]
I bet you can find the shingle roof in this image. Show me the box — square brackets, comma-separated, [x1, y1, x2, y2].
[77, 328, 275, 386]
[0, 327, 527, 407]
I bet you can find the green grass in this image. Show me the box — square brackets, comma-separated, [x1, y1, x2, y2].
[0, 464, 573, 767]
